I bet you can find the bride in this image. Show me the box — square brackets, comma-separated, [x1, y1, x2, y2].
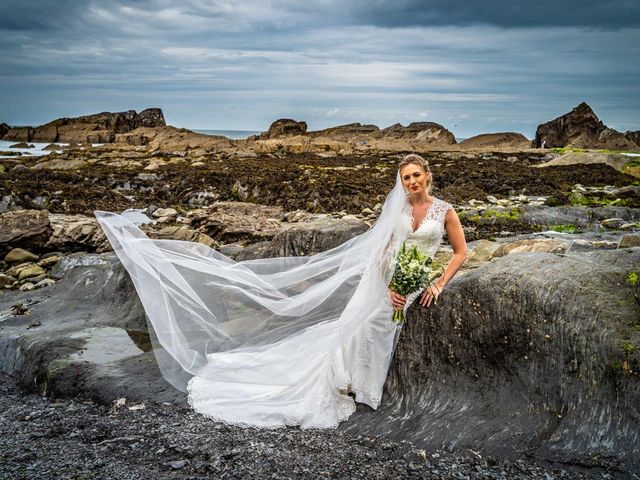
[95, 153, 467, 428]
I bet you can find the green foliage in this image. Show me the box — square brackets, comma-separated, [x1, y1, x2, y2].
[548, 224, 577, 233]
[627, 272, 639, 288]
[621, 341, 636, 355]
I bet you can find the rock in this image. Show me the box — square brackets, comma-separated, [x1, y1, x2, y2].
[376, 122, 456, 145]
[0, 274, 17, 288]
[10, 164, 28, 172]
[0, 210, 52, 256]
[539, 151, 634, 175]
[0, 122, 9, 139]
[486, 195, 498, 204]
[9, 142, 32, 148]
[43, 143, 64, 151]
[493, 239, 566, 257]
[459, 133, 531, 149]
[241, 215, 369, 259]
[19, 282, 35, 292]
[259, 119, 307, 140]
[308, 123, 380, 141]
[151, 208, 178, 218]
[5, 248, 39, 264]
[190, 202, 284, 244]
[3, 127, 33, 142]
[167, 460, 188, 470]
[116, 126, 233, 152]
[35, 278, 56, 288]
[28, 108, 166, 144]
[37, 255, 61, 268]
[465, 240, 501, 267]
[17, 265, 46, 281]
[625, 130, 640, 147]
[31, 159, 88, 170]
[146, 226, 218, 249]
[44, 214, 109, 253]
[534, 102, 638, 150]
[283, 210, 312, 223]
[601, 217, 626, 229]
[619, 234, 640, 248]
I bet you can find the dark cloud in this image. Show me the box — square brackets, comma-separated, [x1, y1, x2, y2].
[0, 1, 638, 136]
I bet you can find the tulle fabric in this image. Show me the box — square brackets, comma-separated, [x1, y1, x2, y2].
[95, 173, 409, 428]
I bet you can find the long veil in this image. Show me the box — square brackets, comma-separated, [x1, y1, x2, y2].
[95, 172, 407, 407]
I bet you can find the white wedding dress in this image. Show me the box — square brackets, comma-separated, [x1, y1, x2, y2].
[95, 173, 452, 429]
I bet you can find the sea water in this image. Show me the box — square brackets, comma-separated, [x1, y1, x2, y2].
[0, 140, 61, 158]
[193, 129, 261, 139]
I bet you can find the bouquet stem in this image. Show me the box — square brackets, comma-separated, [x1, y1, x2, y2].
[392, 308, 405, 324]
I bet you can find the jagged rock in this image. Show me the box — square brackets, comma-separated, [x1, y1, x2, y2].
[4, 248, 39, 264]
[259, 119, 307, 140]
[190, 202, 284, 244]
[376, 122, 456, 144]
[0, 122, 9, 139]
[12, 109, 166, 144]
[44, 214, 110, 252]
[459, 132, 531, 149]
[0, 210, 52, 256]
[115, 126, 232, 152]
[534, 102, 638, 150]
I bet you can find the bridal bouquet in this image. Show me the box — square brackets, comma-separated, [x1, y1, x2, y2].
[389, 242, 438, 324]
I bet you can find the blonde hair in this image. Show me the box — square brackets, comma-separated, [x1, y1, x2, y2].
[398, 154, 433, 193]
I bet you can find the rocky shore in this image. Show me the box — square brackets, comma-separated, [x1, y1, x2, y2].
[0, 102, 639, 478]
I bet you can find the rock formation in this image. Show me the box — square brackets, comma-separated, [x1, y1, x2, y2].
[2, 109, 166, 144]
[625, 130, 640, 148]
[459, 132, 531, 149]
[375, 122, 456, 144]
[258, 119, 307, 140]
[0, 123, 9, 139]
[115, 125, 232, 151]
[534, 102, 638, 150]
[308, 123, 380, 140]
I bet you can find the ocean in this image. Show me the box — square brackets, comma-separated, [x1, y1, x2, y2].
[194, 129, 261, 139]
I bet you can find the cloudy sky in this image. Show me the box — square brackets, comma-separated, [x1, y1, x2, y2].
[1, 0, 639, 138]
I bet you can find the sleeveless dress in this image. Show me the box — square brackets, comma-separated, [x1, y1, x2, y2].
[186, 197, 453, 428]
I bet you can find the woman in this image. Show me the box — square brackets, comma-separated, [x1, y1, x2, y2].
[95, 153, 466, 429]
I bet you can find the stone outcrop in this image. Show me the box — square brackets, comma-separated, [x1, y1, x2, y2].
[343, 249, 640, 472]
[258, 119, 307, 140]
[459, 132, 531, 149]
[0, 123, 9, 139]
[534, 102, 639, 150]
[2, 109, 166, 144]
[625, 130, 640, 147]
[376, 122, 456, 145]
[308, 123, 380, 140]
[115, 126, 232, 152]
[0, 210, 52, 256]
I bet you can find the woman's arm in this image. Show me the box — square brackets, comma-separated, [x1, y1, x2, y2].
[419, 208, 467, 307]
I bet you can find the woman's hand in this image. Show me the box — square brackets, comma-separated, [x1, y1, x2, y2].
[419, 283, 443, 307]
[389, 289, 407, 310]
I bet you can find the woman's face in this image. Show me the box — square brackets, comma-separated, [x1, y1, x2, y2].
[400, 163, 429, 195]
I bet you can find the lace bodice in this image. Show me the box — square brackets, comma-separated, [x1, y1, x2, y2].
[390, 197, 453, 260]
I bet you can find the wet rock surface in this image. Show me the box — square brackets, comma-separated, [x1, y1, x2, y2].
[0, 372, 594, 480]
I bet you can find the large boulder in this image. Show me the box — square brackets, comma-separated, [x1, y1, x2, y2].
[344, 249, 640, 472]
[258, 119, 307, 140]
[459, 132, 531, 149]
[376, 122, 456, 145]
[0, 210, 52, 256]
[534, 102, 638, 150]
[44, 214, 110, 252]
[115, 126, 232, 151]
